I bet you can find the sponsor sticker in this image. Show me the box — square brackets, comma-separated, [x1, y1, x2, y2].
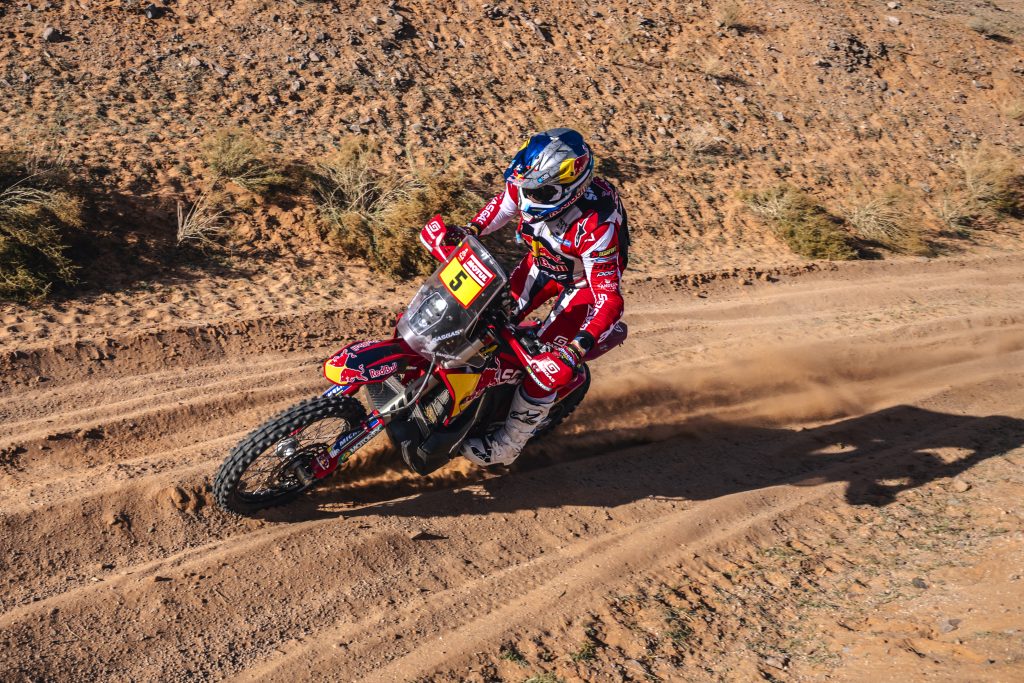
[368, 361, 398, 379]
[324, 351, 369, 384]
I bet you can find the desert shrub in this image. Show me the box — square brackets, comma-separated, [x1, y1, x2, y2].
[967, 16, 999, 37]
[0, 150, 84, 301]
[742, 185, 857, 260]
[201, 129, 288, 195]
[842, 186, 931, 254]
[312, 137, 485, 277]
[176, 191, 229, 248]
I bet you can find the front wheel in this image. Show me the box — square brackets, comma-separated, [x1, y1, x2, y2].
[214, 395, 367, 514]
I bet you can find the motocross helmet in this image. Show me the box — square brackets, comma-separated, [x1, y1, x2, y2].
[503, 128, 594, 223]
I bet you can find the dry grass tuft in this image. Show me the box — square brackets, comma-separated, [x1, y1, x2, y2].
[311, 137, 485, 277]
[698, 55, 730, 79]
[1001, 98, 1024, 122]
[0, 150, 84, 301]
[176, 192, 229, 248]
[936, 145, 1024, 231]
[680, 123, 724, 157]
[201, 129, 289, 195]
[842, 187, 931, 254]
[742, 185, 857, 260]
[715, 1, 746, 30]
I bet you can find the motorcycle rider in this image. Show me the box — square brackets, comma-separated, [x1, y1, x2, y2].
[458, 128, 628, 466]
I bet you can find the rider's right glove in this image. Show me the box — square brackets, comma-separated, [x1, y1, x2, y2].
[526, 345, 581, 393]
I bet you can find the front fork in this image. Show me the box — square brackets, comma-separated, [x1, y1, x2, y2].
[304, 385, 388, 480]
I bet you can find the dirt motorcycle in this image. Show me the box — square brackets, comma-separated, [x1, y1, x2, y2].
[213, 215, 628, 514]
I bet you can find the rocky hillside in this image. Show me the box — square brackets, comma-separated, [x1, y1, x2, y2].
[1, 0, 1022, 289]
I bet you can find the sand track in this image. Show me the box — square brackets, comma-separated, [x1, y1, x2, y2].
[1, 255, 1023, 681]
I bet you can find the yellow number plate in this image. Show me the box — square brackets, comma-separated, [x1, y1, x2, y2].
[441, 245, 495, 308]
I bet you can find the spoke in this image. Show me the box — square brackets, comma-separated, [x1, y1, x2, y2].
[239, 416, 351, 500]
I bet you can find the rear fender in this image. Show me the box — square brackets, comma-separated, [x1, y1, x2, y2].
[323, 338, 420, 387]
[556, 363, 589, 399]
[584, 322, 628, 362]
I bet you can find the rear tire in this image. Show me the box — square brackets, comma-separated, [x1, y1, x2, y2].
[214, 395, 367, 515]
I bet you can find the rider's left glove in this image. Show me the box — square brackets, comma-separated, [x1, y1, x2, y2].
[443, 222, 481, 246]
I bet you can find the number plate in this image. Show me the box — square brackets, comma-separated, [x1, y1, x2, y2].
[440, 244, 496, 308]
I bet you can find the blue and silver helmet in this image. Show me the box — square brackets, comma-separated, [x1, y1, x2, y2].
[503, 128, 594, 223]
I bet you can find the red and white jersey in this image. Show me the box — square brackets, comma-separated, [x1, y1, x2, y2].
[471, 177, 626, 342]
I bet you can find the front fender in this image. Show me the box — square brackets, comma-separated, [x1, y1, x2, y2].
[323, 338, 419, 386]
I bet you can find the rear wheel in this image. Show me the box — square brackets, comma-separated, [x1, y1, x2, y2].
[535, 364, 591, 439]
[214, 395, 367, 514]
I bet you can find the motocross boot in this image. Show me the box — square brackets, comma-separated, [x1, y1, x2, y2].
[461, 388, 553, 466]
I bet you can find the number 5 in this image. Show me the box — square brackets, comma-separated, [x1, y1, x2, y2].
[449, 270, 468, 290]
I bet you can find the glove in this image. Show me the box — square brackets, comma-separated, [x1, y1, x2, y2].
[443, 223, 480, 246]
[526, 345, 581, 393]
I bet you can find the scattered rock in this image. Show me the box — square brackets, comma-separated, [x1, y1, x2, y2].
[624, 659, 646, 673]
[104, 511, 131, 530]
[168, 486, 191, 512]
[308, 50, 321, 62]
[939, 618, 961, 633]
[41, 27, 63, 43]
[912, 577, 928, 589]
[100, 563, 115, 571]
[143, 4, 163, 20]
[887, 1, 901, 8]
[762, 655, 789, 671]
[951, 479, 971, 493]
[152, 575, 172, 583]
[773, 111, 787, 122]
[409, 530, 446, 541]
[830, 34, 886, 72]
[886, 16, 901, 26]
[77, 427, 104, 440]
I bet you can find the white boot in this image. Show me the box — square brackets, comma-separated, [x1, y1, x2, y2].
[461, 388, 553, 466]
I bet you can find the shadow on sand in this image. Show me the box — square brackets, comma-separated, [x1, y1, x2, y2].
[260, 405, 1024, 523]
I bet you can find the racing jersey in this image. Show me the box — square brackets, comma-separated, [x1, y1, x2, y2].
[470, 177, 627, 344]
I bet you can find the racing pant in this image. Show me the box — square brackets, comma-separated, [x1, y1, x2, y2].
[507, 254, 614, 400]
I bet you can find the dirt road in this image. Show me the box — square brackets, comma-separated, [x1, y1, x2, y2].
[2, 255, 1023, 682]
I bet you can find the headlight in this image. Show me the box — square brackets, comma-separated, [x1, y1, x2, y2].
[410, 292, 448, 333]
